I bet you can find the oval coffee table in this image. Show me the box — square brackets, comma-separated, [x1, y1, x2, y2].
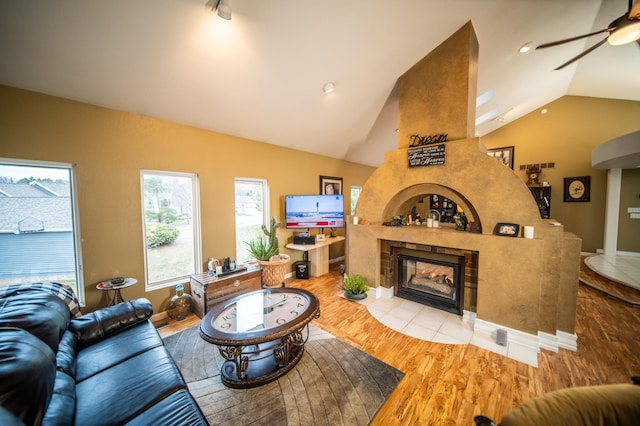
[200, 287, 320, 388]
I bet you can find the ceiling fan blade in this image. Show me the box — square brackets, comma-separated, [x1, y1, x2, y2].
[554, 37, 609, 70]
[630, 1, 640, 19]
[536, 28, 611, 49]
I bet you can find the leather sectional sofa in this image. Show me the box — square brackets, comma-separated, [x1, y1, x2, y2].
[0, 283, 208, 425]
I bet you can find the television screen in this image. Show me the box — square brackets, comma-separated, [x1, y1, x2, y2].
[285, 194, 345, 229]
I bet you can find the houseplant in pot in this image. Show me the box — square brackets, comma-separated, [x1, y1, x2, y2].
[342, 273, 369, 300]
[245, 217, 289, 288]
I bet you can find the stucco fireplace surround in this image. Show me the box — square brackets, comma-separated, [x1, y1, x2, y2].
[346, 22, 582, 356]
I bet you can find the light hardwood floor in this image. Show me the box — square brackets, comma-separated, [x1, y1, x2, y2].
[156, 262, 640, 425]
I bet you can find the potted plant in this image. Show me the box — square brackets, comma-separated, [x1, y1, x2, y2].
[341, 273, 369, 300]
[245, 217, 289, 288]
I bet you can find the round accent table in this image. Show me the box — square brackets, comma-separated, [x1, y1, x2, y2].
[96, 278, 137, 306]
[200, 288, 320, 389]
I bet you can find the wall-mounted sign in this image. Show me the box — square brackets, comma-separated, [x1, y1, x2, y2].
[408, 144, 445, 168]
[409, 133, 448, 147]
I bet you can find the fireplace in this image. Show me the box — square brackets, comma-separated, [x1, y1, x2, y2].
[393, 247, 466, 315]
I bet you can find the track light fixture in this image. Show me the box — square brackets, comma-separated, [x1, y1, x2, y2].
[212, 0, 231, 20]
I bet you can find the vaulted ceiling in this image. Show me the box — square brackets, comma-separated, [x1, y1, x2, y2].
[1, 0, 638, 167]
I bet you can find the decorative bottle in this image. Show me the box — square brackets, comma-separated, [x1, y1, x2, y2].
[168, 284, 192, 321]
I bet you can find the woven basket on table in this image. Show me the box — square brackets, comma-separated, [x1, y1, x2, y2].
[258, 254, 289, 288]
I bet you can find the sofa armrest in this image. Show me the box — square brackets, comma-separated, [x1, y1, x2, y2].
[69, 298, 153, 348]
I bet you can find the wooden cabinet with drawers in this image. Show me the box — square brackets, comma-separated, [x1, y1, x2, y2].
[189, 268, 262, 318]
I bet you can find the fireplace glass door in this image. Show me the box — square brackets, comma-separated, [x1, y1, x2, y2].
[397, 254, 463, 315]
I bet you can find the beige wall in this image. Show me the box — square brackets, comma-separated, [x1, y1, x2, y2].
[619, 168, 640, 252]
[481, 96, 640, 253]
[0, 85, 374, 313]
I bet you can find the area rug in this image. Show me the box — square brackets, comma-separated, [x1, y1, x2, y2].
[162, 324, 404, 426]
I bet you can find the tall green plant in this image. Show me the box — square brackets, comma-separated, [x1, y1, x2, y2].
[261, 217, 281, 254]
[245, 217, 282, 261]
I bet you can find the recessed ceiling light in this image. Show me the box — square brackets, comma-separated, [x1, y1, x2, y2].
[322, 82, 335, 94]
[519, 42, 532, 53]
[541, 108, 548, 114]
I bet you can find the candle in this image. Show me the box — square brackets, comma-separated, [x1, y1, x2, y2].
[524, 226, 534, 239]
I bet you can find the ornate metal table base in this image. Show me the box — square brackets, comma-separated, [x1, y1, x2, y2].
[200, 288, 321, 389]
[218, 325, 309, 388]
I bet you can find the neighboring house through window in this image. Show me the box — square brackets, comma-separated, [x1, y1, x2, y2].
[141, 170, 201, 289]
[0, 159, 85, 304]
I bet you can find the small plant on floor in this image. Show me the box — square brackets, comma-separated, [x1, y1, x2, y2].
[342, 273, 369, 295]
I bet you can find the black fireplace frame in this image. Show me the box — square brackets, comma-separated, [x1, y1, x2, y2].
[396, 252, 465, 315]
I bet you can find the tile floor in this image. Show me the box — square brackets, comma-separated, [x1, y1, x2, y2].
[584, 254, 640, 291]
[352, 292, 537, 366]
[350, 254, 640, 368]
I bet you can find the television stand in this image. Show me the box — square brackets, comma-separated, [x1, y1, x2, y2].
[286, 235, 345, 277]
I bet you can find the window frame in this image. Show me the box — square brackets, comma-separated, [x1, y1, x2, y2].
[0, 158, 85, 305]
[140, 170, 201, 290]
[234, 177, 269, 264]
[350, 185, 362, 215]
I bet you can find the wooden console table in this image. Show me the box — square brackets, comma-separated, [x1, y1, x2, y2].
[285, 235, 345, 277]
[189, 268, 262, 318]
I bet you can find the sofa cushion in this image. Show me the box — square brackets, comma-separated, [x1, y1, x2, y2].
[75, 321, 163, 382]
[75, 346, 187, 426]
[69, 298, 153, 348]
[42, 371, 76, 426]
[56, 330, 77, 379]
[0, 327, 56, 426]
[0, 291, 70, 352]
[124, 389, 208, 426]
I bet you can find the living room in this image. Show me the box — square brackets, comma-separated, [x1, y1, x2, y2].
[1, 1, 640, 424]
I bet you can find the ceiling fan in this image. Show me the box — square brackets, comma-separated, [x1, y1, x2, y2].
[536, 0, 640, 70]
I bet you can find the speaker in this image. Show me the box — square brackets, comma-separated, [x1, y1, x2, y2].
[295, 261, 309, 279]
[496, 329, 508, 347]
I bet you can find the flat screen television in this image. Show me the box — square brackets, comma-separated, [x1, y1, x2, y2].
[284, 194, 345, 229]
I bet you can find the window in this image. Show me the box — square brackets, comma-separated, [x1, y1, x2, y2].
[234, 178, 269, 263]
[0, 159, 85, 303]
[350, 186, 362, 215]
[141, 171, 201, 289]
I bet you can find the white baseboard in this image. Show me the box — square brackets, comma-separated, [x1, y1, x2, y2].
[462, 310, 476, 329]
[538, 331, 559, 352]
[370, 285, 394, 299]
[474, 319, 540, 352]
[557, 330, 578, 352]
[594, 249, 640, 257]
[151, 311, 168, 323]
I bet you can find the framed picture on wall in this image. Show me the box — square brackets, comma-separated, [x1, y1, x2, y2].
[564, 176, 590, 202]
[319, 175, 343, 195]
[487, 146, 515, 170]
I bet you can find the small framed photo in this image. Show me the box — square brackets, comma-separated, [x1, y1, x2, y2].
[487, 146, 515, 170]
[494, 222, 520, 237]
[319, 175, 343, 195]
[564, 176, 590, 202]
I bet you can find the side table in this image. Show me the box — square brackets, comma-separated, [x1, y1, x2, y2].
[96, 278, 137, 306]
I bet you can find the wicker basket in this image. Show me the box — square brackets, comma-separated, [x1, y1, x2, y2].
[258, 254, 290, 288]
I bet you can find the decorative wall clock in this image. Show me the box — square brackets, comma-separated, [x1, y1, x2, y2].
[563, 176, 590, 202]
